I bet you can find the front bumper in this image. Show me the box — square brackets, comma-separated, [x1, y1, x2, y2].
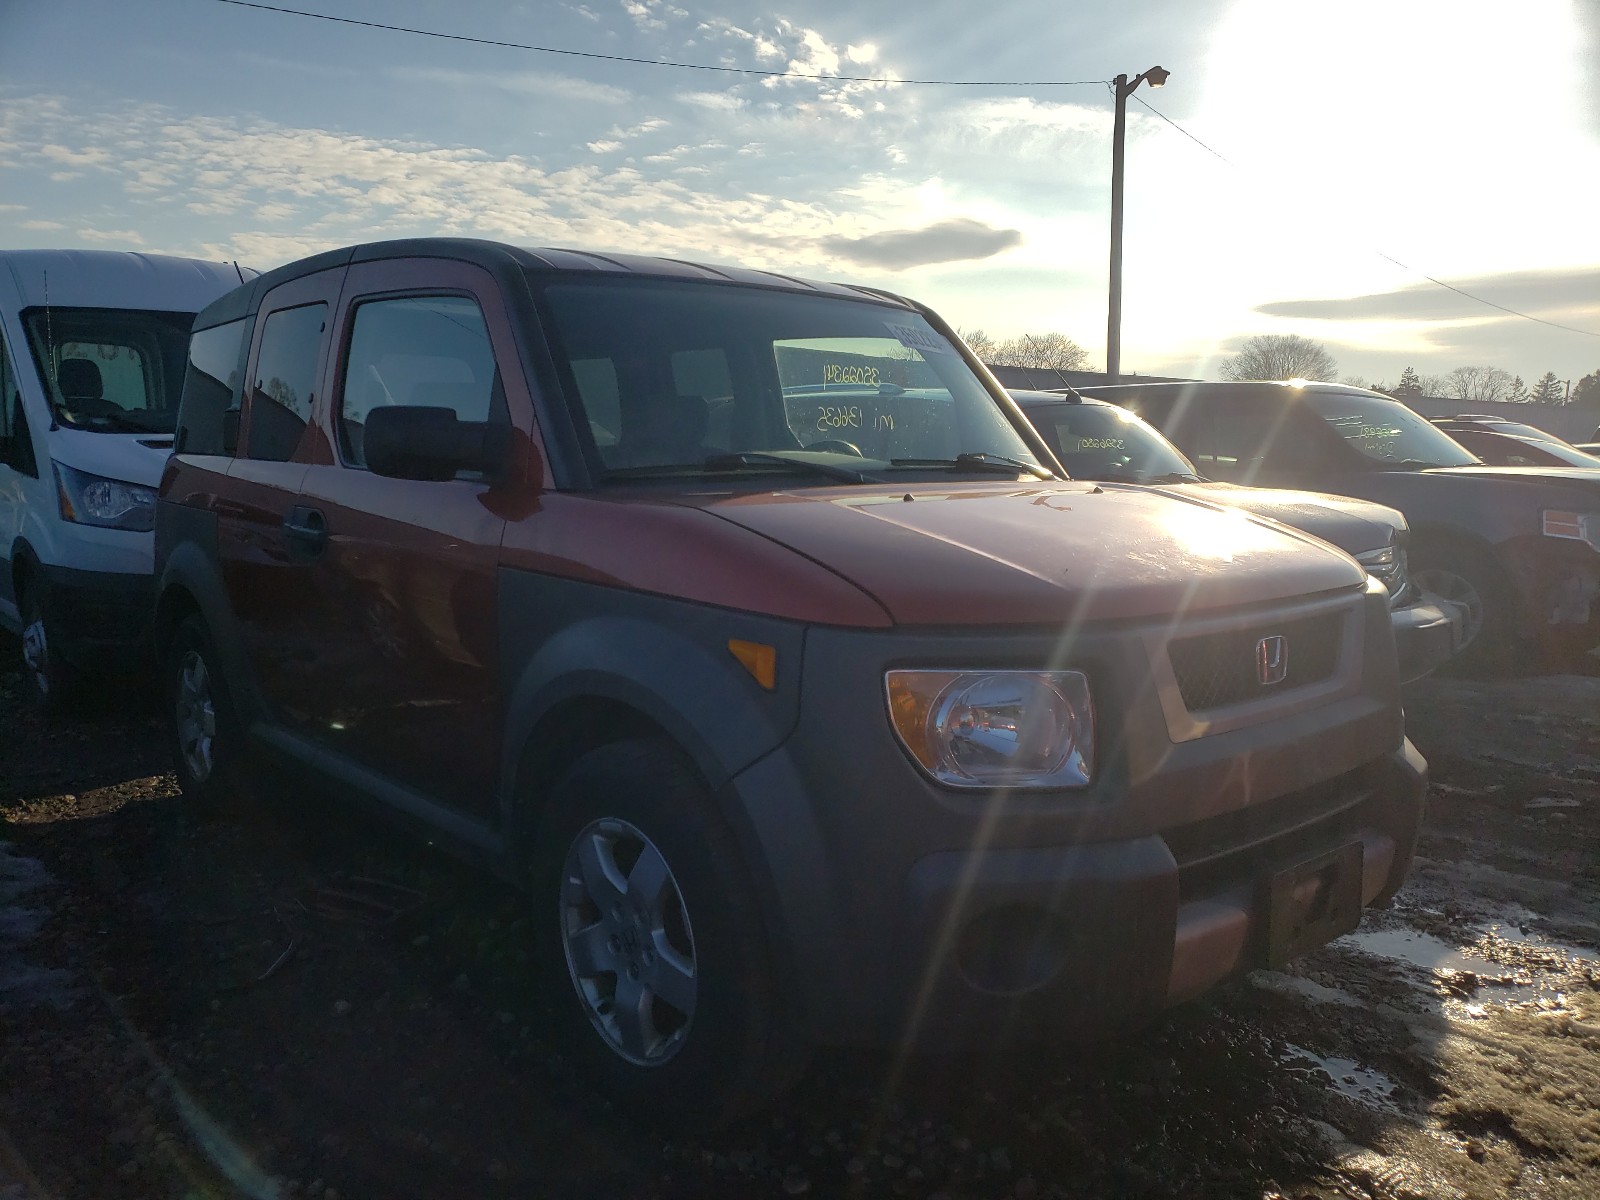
[38, 563, 154, 670]
[886, 741, 1426, 1045]
[1391, 594, 1462, 683]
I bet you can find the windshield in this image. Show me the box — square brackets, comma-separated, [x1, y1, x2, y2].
[22, 307, 194, 434]
[534, 277, 1045, 483]
[1303, 391, 1479, 469]
[1028, 402, 1199, 483]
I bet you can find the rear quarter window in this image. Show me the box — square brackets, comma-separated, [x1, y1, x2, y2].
[176, 318, 250, 456]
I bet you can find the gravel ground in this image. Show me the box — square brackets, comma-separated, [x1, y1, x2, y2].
[2, 643, 1597, 1200]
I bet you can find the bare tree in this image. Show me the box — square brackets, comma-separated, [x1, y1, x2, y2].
[1341, 375, 1370, 389]
[954, 327, 997, 361]
[1220, 334, 1337, 382]
[988, 332, 1090, 371]
[1418, 374, 1450, 397]
[1443, 365, 1517, 404]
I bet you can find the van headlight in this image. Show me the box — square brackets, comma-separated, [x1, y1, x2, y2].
[54, 462, 157, 532]
[886, 670, 1094, 789]
[1356, 544, 1409, 604]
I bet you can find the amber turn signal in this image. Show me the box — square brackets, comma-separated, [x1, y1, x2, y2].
[728, 639, 777, 690]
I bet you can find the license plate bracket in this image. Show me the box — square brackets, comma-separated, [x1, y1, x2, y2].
[1266, 841, 1364, 967]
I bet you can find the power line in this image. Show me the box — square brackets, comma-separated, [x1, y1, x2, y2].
[1131, 93, 1600, 341]
[208, 0, 1109, 88]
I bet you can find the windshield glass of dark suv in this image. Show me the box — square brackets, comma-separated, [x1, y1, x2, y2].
[534, 277, 1050, 484]
[1303, 391, 1479, 470]
[1029, 402, 1200, 484]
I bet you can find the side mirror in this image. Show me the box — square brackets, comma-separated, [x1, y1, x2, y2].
[363, 406, 507, 482]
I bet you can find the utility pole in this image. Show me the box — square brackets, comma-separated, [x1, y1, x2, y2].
[1106, 66, 1168, 383]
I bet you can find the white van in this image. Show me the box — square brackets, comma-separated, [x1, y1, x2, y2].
[0, 250, 251, 713]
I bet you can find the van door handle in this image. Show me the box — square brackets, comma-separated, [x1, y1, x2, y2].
[282, 506, 328, 557]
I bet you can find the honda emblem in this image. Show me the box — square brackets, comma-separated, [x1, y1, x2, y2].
[1256, 635, 1288, 686]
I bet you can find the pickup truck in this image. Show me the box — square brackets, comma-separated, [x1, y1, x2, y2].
[153, 239, 1426, 1126]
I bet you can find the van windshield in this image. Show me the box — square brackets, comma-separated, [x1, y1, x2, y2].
[22, 306, 194, 434]
[533, 276, 1047, 484]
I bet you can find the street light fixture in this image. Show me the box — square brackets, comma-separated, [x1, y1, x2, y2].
[1106, 65, 1167, 383]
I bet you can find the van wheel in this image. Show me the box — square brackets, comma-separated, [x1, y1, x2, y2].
[168, 615, 241, 804]
[532, 739, 807, 1129]
[1411, 543, 1511, 675]
[18, 579, 76, 718]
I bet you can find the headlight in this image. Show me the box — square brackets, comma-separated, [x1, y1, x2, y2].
[1356, 544, 1409, 604]
[885, 669, 1094, 789]
[54, 462, 157, 532]
[1543, 510, 1600, 551]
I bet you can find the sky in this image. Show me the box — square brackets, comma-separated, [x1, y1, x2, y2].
[1, 0, 1598, 387]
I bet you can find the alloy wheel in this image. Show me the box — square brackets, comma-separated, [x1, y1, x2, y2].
[559, 817, 697, 1066]
[20, 613, 49, 699]
[1413, 567, 1485, 650]
[175, 649, 217, 783]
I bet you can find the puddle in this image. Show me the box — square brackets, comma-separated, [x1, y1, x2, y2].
[0, 841, 82, 1012]
[1340, 927, 1481, 974]
[1280, 1043, 1401, 1112]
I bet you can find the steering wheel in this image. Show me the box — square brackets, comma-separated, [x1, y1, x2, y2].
[805, 439, 865, 457]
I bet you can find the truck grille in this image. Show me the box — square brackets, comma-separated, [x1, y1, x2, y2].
[1167, 611, 1343, 711]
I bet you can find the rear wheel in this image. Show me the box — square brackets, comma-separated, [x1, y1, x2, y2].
[532, 739, 807, 1129]
[167, 614, 242, 804]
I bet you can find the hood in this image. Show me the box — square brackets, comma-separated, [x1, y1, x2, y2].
[1419, 464, 1600, 486]
[697, 481, 1365, 627]
[1152, 482, 1403, 556]
[45, 427, 172, 488]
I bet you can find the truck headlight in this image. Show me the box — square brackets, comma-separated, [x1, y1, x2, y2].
[54, 461, 157, 532]
[1543, 510, 1600, 552]
[1356, 544, 1410, 605]
[886, 669, 1094, 789]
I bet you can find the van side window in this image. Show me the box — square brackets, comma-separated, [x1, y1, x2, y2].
[0, 330, 37, 476]
[337, 295, 502, 469]
[176, 318, 250, 456]
[246, 303, 326, 463]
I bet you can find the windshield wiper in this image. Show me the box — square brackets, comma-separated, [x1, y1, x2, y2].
[605, 452, 874, 485]
[889, 452, 1055, 481]
[703, 451, 875, 483]
[55, 407, 163, 433]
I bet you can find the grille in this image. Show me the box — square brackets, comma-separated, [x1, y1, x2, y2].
[1167, 611, 1343, 711]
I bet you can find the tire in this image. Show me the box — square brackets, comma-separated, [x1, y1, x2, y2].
[1410, 543, 1513, 675]
[167, 614, 242, 805]
[17, 576, 76, 719]
[531, 739, 807, 1129]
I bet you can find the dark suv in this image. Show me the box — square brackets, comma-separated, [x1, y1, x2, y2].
[1077, 381, 1600, 672]
[154, 240, 1426, 1126]
[1011, 390, 1461, 682]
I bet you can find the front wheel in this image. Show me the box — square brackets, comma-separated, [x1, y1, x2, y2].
[532, 739, 806, 1128]
[18, 578, 75, 719]
[1410, 544, 1511, 675]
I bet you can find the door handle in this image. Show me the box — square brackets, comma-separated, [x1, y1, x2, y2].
[282, 506, 328, 558]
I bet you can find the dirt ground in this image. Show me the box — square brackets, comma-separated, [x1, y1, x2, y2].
[2, 642, 1597, 1200]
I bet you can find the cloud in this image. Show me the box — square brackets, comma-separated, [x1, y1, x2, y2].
[818, 218, 1022, 270]
[388, 65, 629, 106]
[78, 228, 145, 245]
[1254, 266, 1600, 325]
[20, 219, 63, 230]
